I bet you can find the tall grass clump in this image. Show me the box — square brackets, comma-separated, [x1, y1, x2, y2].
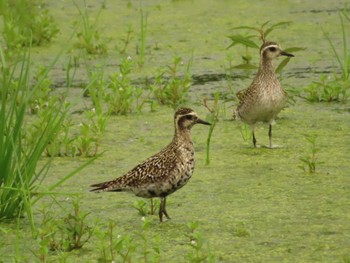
[0, 48, 65, 226]
[0, 48, 97, 232]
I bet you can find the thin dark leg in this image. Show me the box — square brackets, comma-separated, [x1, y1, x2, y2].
[268, 124, 272, 148]
[162, 198, 171, 219]
[252, 132, 257, 148]
[159, 197, 171, 222]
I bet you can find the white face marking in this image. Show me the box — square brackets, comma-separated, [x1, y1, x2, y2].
[261, 44, 279, 55]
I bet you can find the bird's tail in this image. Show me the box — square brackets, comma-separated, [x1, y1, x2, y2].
[233, 109, 241, 121]
[90, 179, 123, 193]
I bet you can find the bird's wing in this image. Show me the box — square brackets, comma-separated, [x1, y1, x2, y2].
[236, 89, 247, 102]
[90, 146, 179, 192]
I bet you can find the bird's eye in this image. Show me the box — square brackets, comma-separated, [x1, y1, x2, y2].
[269, 47, 276, 52]
[186, 115, 194, 120]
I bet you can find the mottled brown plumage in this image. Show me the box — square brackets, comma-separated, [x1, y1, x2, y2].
[234, 41, 294, 148]
[90, 108, 210, 222]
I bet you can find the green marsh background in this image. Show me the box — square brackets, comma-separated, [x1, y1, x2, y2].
[0, 0, 349, 262]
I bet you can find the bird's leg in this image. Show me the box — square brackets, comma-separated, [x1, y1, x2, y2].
[252, 132, 257, 148]
[268, 124, 272, 148]
[250, 125, 257, 148]
[162, 197, 171, 220]
[159, 197, 171, 222]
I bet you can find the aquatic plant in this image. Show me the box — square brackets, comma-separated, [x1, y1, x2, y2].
[298, 7, 350, 103]
[136, 217, 161, 263]
[298, 135, 324, 173]
[0, 48, 65, 227]
[74, 108, 109, 157]
[0, 47, 98, 232]
[33, 199, 93, 261]
[298, 75, 349, 102]
[65, 55, 80, 88]
[29, 66, 53, 114]
[227, 21, 304, 73]
[106, 57, 148, 114]
[73, 0, 108, 55]
[326, 7, 350, 81]
[150, 56, 193, 108]
[203, 92, 220, 165]
[116, 25, 134, 55]
[185, 221, 216, 262]
[96, 221, 136, 262]
[232, 221, 250, 237]
[133, 199, 159, 216]
[137, 9, 148, 68]
[0, 0, 59, 52]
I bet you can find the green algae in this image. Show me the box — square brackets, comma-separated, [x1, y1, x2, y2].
[1, 1, 350, 262]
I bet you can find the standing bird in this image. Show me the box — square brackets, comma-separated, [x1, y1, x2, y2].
[90, 108, 210, 222]
[234, 41, 294, 148]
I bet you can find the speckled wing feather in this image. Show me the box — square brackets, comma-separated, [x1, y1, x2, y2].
[236, 88, 247, 102]
[90, 145, 178, 192]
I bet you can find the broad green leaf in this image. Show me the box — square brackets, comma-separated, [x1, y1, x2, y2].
[231, 25, 260, 32]
[276, 57, 291, 73]
[265, 21, 292, 38]
[227, 34, 259, 49]
[232, 63, 258, 70]
[283, 46, 306, 53]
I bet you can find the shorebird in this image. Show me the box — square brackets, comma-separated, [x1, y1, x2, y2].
[90, 108, 210, 222]
[234, 41, 294, 148]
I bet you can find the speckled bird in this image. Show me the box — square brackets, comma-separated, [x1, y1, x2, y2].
[90, 108, 210, 222]
[234, 41, 294, 148]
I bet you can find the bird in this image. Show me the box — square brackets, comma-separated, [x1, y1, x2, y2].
[90, 108, 210, 222]
[234, 41, 294, 148]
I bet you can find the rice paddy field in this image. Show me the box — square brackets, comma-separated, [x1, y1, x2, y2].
[0, 0, 350, 262]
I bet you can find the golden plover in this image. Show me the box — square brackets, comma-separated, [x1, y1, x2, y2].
[234, 41, 294, 148]
[90, 108, 210, 222]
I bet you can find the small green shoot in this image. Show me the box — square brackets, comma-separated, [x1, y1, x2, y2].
[203, 92, 220, 165]
[298, 135, 324, 173]
[96, 221, 135, 262]
[137, 9, 148, 68]
[133, 199, 159, 216]
[185, 221, 216, 262]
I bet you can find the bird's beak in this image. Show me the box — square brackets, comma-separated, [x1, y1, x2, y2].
[280, 51, 294, 57]
[196, 118, 211, 125]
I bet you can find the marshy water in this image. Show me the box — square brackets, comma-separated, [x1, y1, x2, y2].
[1, 0, 350, 262]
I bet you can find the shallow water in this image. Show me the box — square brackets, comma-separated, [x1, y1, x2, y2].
[1, 0, 350, 262]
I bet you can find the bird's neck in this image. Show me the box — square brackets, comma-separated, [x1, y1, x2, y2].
[255, 58, 278, 84]
[172, 128, 192, 145]
[258, 58, 276, 75]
